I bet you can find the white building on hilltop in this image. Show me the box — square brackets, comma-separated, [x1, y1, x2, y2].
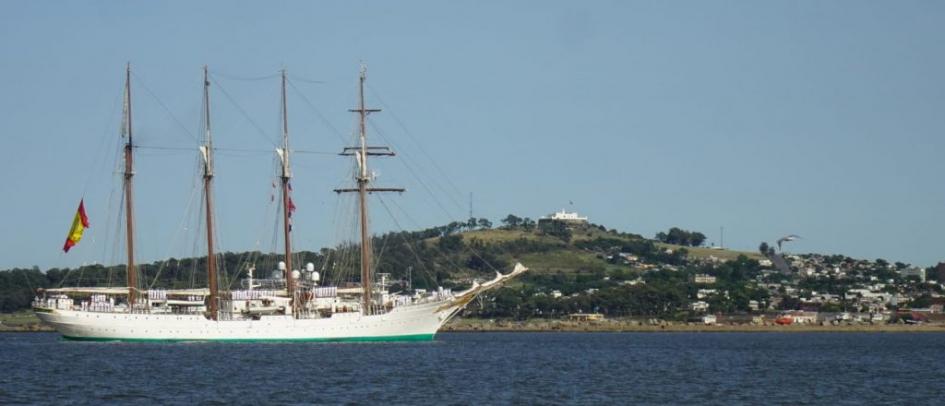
[543, 209, 588, 223]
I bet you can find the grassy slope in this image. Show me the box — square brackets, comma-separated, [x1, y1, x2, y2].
[0, 311, 40, 326]
[465, 228, 761, 262]
[461, 227, 761, 277]
[655, 242, 764, 261]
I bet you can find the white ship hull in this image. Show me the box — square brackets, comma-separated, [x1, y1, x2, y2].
[35, 264, 527, 342]
[36, 299, 457, 342]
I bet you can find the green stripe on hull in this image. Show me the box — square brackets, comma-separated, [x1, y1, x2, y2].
[61, 333, 436, 343]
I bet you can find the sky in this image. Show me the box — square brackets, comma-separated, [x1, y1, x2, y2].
[1, 1, 944, 270]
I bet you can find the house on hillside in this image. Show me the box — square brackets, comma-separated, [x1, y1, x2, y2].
[538, 209, 588, 227]
[547, 209, 587, 222]
[690, 301, 709, 312]
[898, 267, 926, 282]
[568, 313, 604, 322]
[692, 274, 717, 284]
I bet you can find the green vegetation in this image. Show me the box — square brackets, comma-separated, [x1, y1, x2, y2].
[17, 216, 934, 324]
[0, 216, 772, 322]
[655, 227, 707, 247]
[0, 310, 40, 327]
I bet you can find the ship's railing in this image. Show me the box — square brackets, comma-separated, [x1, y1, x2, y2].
[241, 278, 286, 290]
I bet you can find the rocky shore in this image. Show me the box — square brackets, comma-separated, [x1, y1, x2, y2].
[444, 317, 945, 333]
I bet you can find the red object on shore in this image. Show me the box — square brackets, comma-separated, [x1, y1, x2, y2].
[775, 316, 793, 325]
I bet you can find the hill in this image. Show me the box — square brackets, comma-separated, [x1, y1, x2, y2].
[0, 220, 760, 315]
[3, 218, 937, 325]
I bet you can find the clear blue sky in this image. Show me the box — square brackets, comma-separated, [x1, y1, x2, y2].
[1, 1, 943, 270]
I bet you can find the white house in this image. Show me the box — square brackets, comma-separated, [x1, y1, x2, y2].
[693, 274, 717, 284]
[898, 267, 926, 282]
[544, 209, 588, 223]
[690, 301, 709, 312]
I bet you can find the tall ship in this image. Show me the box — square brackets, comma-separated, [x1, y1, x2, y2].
[33, 65, 526, 342]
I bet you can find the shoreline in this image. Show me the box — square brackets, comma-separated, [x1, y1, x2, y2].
[5, 314, 945, 334]
[443, 318, 945, 333]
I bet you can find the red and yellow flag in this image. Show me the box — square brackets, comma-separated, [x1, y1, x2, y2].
[62, 199, 90, 253]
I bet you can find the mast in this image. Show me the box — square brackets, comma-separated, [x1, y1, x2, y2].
[122, 63, 137, 307]
[334, 66, 402, 316]
[279, 69, 296, 315]
[200, 66, 219, 320]
[355, 67, 372, 316]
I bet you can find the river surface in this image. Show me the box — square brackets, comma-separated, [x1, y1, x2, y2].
[1, 332, 944, 405]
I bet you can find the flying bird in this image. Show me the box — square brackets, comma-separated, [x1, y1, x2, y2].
[776, 234, 801, 251]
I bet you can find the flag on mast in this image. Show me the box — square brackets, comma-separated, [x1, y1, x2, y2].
[62, 199, 90, 252]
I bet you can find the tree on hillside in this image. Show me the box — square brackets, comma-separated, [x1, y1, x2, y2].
[477, 218, 493, 229]
[522, 217, 536, 231]
[501, 214, 523, 229]
[538, 219, 572, 242]
[689, 232, 707, 247]
[444, 221, 464, 235]
[437, 234, 464, 252]
[655, 227, 706, 247]
[759, 242, 770, 256]
[931, 263, 945, 283]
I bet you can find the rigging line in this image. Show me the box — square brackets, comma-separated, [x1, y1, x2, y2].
[383, 196, 474, 277]
[147, 182, 201, 289]
[333, 194, 360, 285]
[287, 73, 326, 84]
[88, 144, 123, 285]
[137, 145, 281, 158]
[79, 84, 123, 200]
[241, 171, 280, 278]
[190, 182, 207, 289]
[365, 124, 500, 278]
[293, 149, 337, 155]
[56, 151, 122, 290]
[134, 145, 193, 151]
[108, 187, 127, 288]
[16, 268, 35, 294]
[286, 78, 348, 145]
[56, 132, 119, 287]
[369, 124, 464, 223]
[208, 74, 277, 147]
[368, 120, 467, 215]
[230, 183, 279, 291]
[372, 211, 396, 275]
[129, 70, 199, 143]
[375, 196, 435, 281]
[367, 84, 469, 203]
[210, 70, 281, 82]
[386, 194, 500, 280]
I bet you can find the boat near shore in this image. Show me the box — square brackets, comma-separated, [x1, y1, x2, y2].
[33, 65, 527, 342]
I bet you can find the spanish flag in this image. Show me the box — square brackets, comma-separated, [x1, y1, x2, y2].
[62, 199, 90, 253]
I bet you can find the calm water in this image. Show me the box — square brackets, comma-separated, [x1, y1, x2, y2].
[1, 332, 944, 405]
